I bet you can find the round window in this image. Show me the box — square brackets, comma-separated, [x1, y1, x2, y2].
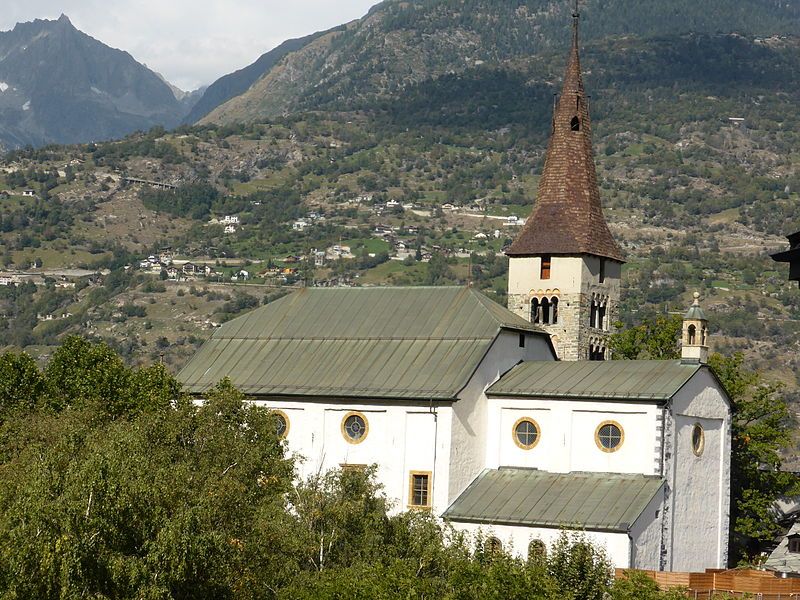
[513, 417, 540, 450]
[692, 423, 705, 456]
[273, 410, 289, 440]
[342, 412, 368, 444]
[595, 421, 624, 452]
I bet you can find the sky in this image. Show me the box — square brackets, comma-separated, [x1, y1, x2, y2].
[0, 0, 381, 91]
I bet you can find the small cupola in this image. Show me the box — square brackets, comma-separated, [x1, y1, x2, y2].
[682, 292, 709, 364]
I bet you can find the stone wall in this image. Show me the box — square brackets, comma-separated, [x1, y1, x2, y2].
[508, 287, 618, 361]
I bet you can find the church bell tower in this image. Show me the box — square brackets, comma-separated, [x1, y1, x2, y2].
[506, 3, 624, 361]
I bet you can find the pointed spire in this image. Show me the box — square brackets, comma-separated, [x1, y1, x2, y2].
[507, 3, 624, 262]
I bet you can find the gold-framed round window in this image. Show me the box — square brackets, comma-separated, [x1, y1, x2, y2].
[272, 409, 289, 440]
[595, 420, 624, 453]
[341, 411, 369, 444]
[692, 423, 705, 457]
[513, 417, 541, 450]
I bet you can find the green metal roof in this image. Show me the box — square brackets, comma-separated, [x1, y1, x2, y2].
[179, 287, 550, 400]
[487, 360, 702, 402]
[443, 468, 664, 532]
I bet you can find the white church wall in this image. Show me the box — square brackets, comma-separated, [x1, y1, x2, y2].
[486, 397, 661, 475]
[253, 398, 453, 514]
[449, 521, 632, 568]
[629, 484, 666, 570]
[448, 331, 554, 502]
[667, 369, 731, 571]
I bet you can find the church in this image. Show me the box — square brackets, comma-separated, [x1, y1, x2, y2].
[178, 8, 731, 572]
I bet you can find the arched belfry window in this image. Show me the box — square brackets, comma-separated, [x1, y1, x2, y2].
[688, 324, 697, 345]
[531, 298, 540, 324]
[541, 297, 551, 325]
[570, 116, 581, 131]
[551, 297, 559, 325]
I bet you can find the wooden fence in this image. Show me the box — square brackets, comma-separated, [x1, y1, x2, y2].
[617, 568, 800, 598]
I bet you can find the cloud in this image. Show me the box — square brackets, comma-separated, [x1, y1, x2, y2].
[0, 0, 379, 90]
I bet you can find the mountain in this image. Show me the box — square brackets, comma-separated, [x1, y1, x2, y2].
[184, 28, 340, 125]
[202, 0, 800, 125]
[153, 70, 206, 114]
[0, 15, 186, 149]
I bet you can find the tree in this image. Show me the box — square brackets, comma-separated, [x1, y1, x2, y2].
[43, 335, 137, 415]
[547, 531, 612, 600]
[0, 378, 293, 600]
[0, 351, 44, 421]
[609, 315, 682, 360]
[426, 251, 453, 285]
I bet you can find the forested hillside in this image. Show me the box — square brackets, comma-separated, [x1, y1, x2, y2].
[1, 2, 799, 407]
[202, 0, 800, 123]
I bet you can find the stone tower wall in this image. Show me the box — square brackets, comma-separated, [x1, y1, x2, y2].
[507, 255, 620, 360]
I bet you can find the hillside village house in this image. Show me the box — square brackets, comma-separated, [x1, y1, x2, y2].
[178, 10, 731, 572]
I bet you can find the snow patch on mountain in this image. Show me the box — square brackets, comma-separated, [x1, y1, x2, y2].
[22, 101, 30, 111]
[0, 83, 8, 92]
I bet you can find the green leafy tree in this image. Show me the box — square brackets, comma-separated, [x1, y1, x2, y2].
[0, 378, 293, 599]
[547, 531, 613, 600]
[609, 315, 682, 360]
[0, 351, 44, 420]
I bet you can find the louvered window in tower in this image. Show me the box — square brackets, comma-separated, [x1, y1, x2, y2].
[570, 116, 580, 131]
[540, 256, 551, 279]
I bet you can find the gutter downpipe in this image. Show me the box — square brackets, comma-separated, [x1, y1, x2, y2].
[628, 528, 634, 571]
[429, 397, 439, 512]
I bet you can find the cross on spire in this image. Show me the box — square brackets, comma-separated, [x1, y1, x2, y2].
[572, 0, 580, 48]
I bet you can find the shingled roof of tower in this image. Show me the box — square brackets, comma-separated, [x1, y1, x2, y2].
[506, 11, 624, 263]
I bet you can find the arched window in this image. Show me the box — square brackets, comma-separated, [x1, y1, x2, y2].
[701, 326, 707, 345]
[531, 298, 540, 324]
[551, 297, 559, 324]
[590, 298, 597, 328]
[528, 539, 547, 561]
[570, 116, 581, 131]
[598, 301, 607, 331]
[485, 537, 503, 556]
[541, 297, 550, 325]
[688, 324, 696, 345]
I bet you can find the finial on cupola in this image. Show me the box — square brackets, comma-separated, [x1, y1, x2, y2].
[682, 292, 709, 364]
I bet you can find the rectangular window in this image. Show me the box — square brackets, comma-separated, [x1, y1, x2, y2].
[599, 258, 606, 283]
[409, 471, 432, 508]
[519, 333, 525, 348]
[540, 256, 551, 280]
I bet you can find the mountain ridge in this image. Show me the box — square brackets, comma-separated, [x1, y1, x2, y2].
[0, 15, 187, 149]
[200, 0, 800, 125]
